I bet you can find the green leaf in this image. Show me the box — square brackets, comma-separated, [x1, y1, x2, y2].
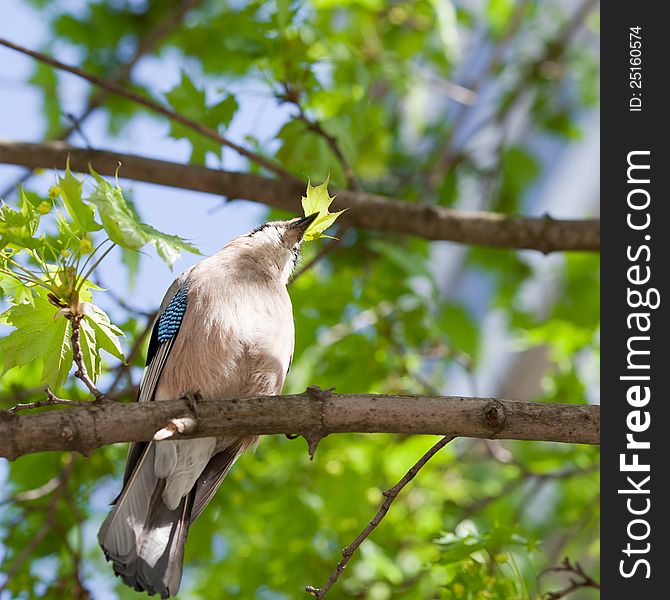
[435, 529, 532, 564]
[87, 168, 200, 267]
[79, 317, 100, 382]
[29, 61, 61, 137]
[486, 0, 515, 36]
[164, 72, 238, 164]
[87, 168, 148, 249]
[0, 292, 72, 390]
[437, 302, 479, 359]
[0, 271, 35, 305]
[143, 224, 201, 269]
[277, 0, 291, 29]
[85, 303, 125, 363]
[58, 162, 101, 233]
[0, 194, 41, 250]
[301, 177, 346, 241]
[121, 247, 141, 289]
[497, 146, 540, 213]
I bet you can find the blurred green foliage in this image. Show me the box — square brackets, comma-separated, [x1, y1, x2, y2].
[1, 0, 599, 598]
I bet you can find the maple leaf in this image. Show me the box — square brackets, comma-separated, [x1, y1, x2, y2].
[300, 177, 347, 241]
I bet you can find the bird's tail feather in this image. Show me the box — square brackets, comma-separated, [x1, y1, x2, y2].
[98, 443, 192, 599]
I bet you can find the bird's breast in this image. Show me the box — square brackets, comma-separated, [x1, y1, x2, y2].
[154, 281, 294, 402]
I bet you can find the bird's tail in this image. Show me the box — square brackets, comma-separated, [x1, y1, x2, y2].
[98, 443, 192, 599]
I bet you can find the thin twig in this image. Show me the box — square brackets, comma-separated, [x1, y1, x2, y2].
[449, 464, 597, 520]
[302, 116, 359, 190]
[71, 0, 205, 124]
[541, 557, 600, 599]
[53, 519, 91, 599]
[305, 435, 456, 598]
[94, 281, 155, 319]
[7, 387, 87, 413]
[64, 113, 93, 149]
[279, 83, 359, 190]
[429, 0, 598, 189]
[58, 482, 91, 599]
[428, 0, 532, 187]
[0, 37, 296, 181]
[69, 315, 105, 400]
[496, 0, 599, 125]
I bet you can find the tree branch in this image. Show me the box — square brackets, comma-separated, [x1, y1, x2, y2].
[541, 557, 600, 599]
[0, 140, 600, 252]
[278, 82, 360, 190]
[60, 0, 206, 139]
[7, 387, 87, 413]
[68, 315, 105, 400]
[306, 434, 456, 598]
[0, 389, 600, 460]
[0, 37, 294, 180]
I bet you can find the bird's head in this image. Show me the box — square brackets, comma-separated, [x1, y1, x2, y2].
[232, 213, 319, 284]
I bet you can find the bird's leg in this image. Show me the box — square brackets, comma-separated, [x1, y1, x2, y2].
[183, 390, 203, 414]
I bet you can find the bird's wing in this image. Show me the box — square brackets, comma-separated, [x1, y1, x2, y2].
[190, 440, 248, 522]
[120, 269, 193, 488]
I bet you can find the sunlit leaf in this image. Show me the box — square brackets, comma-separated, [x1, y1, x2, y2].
[301, 177, 346, 241]
[58, 162, 101, 233]
[87, 167, 200, 267]
[0, 291, 72, 390]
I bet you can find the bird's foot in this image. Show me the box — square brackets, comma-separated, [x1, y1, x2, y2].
[183, 390, 203, 414]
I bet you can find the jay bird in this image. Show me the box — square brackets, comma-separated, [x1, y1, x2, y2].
[98, 213, 318, 597]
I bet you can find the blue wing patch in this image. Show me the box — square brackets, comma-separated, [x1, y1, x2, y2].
[157, 284, 189, 343]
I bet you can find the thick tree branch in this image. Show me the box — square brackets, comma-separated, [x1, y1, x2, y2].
[0, 140, 600, 252]
[0, 390, 599, 460]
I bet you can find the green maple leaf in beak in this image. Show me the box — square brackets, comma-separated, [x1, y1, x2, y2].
[300, 176, 347, 241]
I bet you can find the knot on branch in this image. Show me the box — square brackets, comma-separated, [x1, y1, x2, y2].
[299, 385, 335, 460]
[60, 424, 76, 442]
[304, 585, 323, 599]
[483, 399, 506, 433]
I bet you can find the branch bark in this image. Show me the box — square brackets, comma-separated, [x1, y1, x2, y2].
[0, 140, 600, 253]
[0, 390, 600, 460]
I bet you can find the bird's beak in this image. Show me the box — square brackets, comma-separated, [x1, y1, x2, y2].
[290, 212, 319, 233]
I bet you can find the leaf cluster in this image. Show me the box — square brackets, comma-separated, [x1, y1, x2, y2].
[0, 166, 198, 389]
